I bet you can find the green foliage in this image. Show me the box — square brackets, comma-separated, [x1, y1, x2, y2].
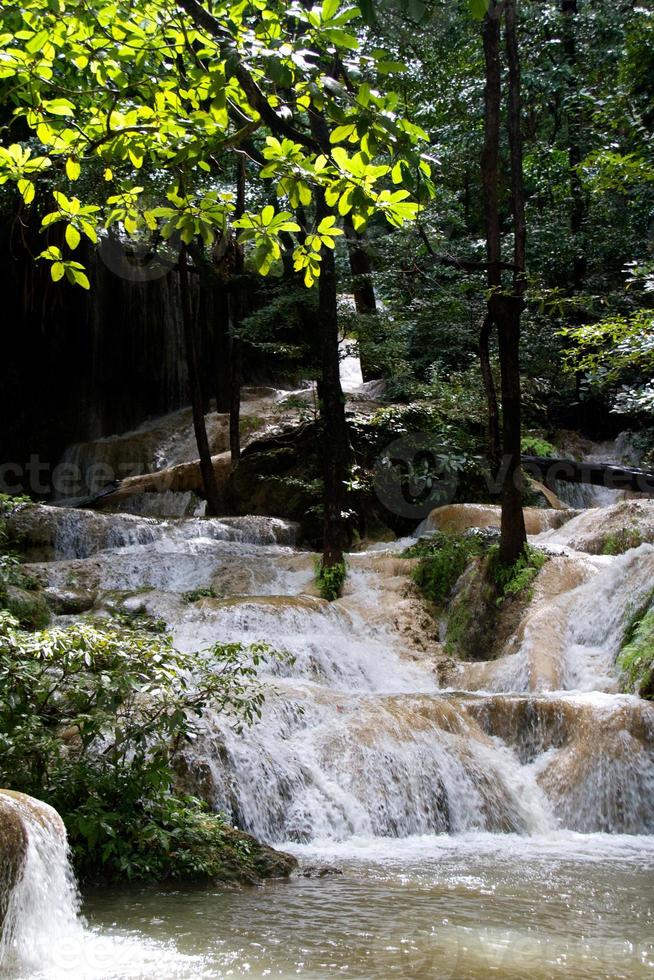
[365, 402, 477, 460]
[65, 791, 245, 883]
[182, 586, 218, 604]
[561, 310, 654, 383]
[0, 0, 427, 287]
[404, 531, 485, 606]
[0, 493, 48, 628]
[106, 608, 167, 634]
[0, 493, 31, 517]
[521, 435, 557, 457]
[488, 545, 548, 605]
[600, 528, 645, 556]
[617, 608, 654, 699]
[316, 559, 347, 601]
[239, 415, 264, 437]
[0, 612, 286, 881]
[444, 592, 476, 656]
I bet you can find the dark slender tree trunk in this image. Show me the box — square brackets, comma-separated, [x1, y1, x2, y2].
[343, 212, 379, 382]
[480, 0, 527, 566]
[308, 107, 351, 567]
[482, 7, 502, 293]
[500, 0, 527, 565]
[561, 0, 587, 291]
[178, 245, 223, 515]
[198, 291, 212, 414]
[478, 313, 501, 468]
[480, 5, 503, 474]
[229, 155, 246, 464]
[315, 189, 351, 567]
[213, 283, 231, 413]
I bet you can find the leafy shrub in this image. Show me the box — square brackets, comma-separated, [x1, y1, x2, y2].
[0, 613, 286, 881]
[617, 608, 654, 699]
[600, 527, 645, 555]
[182, 586, 218, 604]
[404, 531, 486, 606]
[316, 559, 347, 600]
[521, 434, 557, 457]
[488, 544, 548, 605]
[239, 415, 264, 437]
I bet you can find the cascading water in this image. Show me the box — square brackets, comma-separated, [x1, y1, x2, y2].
[0, 793, 80, 975]
[4, 491, 654, 976]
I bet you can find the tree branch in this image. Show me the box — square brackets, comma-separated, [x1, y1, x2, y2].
[176, 0, 320, 152]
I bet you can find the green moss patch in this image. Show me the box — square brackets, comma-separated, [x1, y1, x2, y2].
[618, 606, 654, 699]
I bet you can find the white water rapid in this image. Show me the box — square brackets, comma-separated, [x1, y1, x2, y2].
[3, 485, 654, 975]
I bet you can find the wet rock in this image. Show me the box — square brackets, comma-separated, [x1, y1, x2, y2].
[5, 504, 161, 561]
[43, 585, 96, 615]
[421, 503, 576, 537]
[4, 584, 51, 629]
[0, 790, 67, 932]
[298, 865, 343, 878]
[538, 499, 654, 555]
[445, 558, 497, 661]
[0, 794, 28, 932]
[205, 827, 298, 885]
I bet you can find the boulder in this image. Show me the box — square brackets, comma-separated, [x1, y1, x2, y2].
[420, 503, 576, 537]
[541, 499, 654, 555]
[0, 790, 66, 932]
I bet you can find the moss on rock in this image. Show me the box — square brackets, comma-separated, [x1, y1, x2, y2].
[618, 607, 654, 699]
[164, 811, 298, 885]
[4, 585, 51, 629]
[0, 793, 28, 933]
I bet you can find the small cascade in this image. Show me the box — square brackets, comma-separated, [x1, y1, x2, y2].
[102, 489, 206, 518]
[8, 492, 654, 978]
[8, 504, 300, 563]
[18, 498, 654, 847]
[449, 543, 654, 694]
[194, 689, 554, 843]
[554, 432, 650, 509]
[0, 793, 81, 975]
[55, 407, 230, 499]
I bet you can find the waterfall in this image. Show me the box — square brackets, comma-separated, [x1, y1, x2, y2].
[0, 794, 81, 975]
[553, 432, 646, 509]
[5, 496, 654, 976]
[17, 501, 652, 849]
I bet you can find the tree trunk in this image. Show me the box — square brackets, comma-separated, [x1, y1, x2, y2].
[213, 283, 232, 413]
[178, 246, 223, 515]
[478, 312, 501, 469]
[343, 212, 379, 382]
[480, 5, 504, 476]
[307, 105, 352, 568]
[482, 6, 502, 294]
[561, 0, 587, 291]
[315, 190, 352, 567]
[497, 0, 528, 565]
[494, 292, 526, 564]
[229, 155, 246, 464]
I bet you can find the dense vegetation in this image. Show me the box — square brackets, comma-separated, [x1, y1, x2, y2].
[0, 495, 292, 882]
[1, 0, 650, 580]
[0, 0, 653, 890]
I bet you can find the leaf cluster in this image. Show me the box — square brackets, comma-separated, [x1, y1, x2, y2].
[0, 613, 287, 880]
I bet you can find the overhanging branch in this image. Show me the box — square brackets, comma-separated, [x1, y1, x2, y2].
[176, 0, 320, 152]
